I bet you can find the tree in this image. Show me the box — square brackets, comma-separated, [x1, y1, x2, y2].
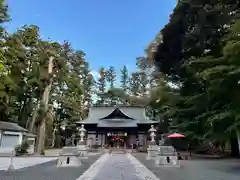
[152, 0, 239, 77]
[129, 72, 141, 96]
[148, 0, 240, 155]
[96, 67, 107, 104]
[105, 66, 119, 104]
[0, 0, 10, 103]
[0, 0, 9, 24]
[184, 20, 240, 155]
[136, 56, 151, 96]
[106, 66, 116, 89]
[0, 20, 92, 150]
[120, 65, 129, 93]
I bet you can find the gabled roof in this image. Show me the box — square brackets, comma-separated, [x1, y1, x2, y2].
[0, 121, 28, 132]
[76, 106, 157, 125]
[100, 108, 133, 120]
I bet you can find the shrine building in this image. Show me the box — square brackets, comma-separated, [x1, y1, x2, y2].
[76, 105, 158, 149]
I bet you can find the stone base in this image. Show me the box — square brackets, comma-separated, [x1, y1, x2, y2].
[149, 141, 157, 146]
[155, 155, 180, 167]
[57, 155, 82, 167]
[146, 145, 158, 160]
[78, 145, 88, 158]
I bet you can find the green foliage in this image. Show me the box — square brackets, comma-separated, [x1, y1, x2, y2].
[40, 149, 45, 155]
[148, 0, 240, 155]
[0, 1, 94, 150]
[95, 67, 107, 105]
[106, 66, 116, 88]
[0, 0, 9, 24]
[15, 140, 30, 156]
[120, 65, 129, 93]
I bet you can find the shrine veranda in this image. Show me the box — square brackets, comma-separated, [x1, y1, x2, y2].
[76, 105, 158, 149]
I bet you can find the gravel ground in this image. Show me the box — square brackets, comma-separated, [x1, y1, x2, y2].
[0, 154, 102, 180]
[133, 153, 240, 180]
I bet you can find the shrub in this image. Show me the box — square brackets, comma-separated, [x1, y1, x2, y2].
[40, 149, 45, 155]
[15, 140, 30, 156]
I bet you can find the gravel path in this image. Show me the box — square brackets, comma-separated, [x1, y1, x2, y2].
[133, 153, 240, 180]
[0, 154, 102, 180]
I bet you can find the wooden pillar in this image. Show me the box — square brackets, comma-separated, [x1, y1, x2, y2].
[96, 130, 98, 145]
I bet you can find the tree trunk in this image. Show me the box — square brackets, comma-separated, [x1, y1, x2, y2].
[37, 118, 46, 153]
[36, 56, 54, 153]
[236, 130, 240, 156]
[17, 98, 28, 126]
[51, 127, 57, 148]
[29, 101, 40, 133]
[18, 98, 33, 128]
[230, 136, 239, 157]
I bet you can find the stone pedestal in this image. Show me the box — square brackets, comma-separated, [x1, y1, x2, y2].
[78, 143, 88, 158]
[155, 146, 180, 167]
[57, 146, 83, 167]
[146, 143, 158, 160]
[155, 155, 179, 167]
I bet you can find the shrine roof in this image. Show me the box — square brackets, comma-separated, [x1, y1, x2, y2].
[97, 120, 138, 128]
[76, 106, 158, 125]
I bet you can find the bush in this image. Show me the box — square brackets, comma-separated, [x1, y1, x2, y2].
[40, 149, 45, 155]
[15, 140, 30, 156]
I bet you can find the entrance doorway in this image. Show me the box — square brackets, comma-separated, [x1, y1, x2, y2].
[107, 132, 127, 148]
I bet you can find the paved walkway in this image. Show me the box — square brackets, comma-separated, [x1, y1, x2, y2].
[77, 153, 159, 180]
[133, 153, 240, 180]
[0, 154, 102, 180]
[0, 157, 57, 171]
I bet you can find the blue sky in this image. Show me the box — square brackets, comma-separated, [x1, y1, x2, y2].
[6, 0, 176, 79]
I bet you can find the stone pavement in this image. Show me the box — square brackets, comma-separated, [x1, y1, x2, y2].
[0, 154, 102, 180]
[1, 152, 239, 180]
[133, 153, 240, 180]
[0, 153, 158, 180]
[77, 153, 159, 180]
[0, 157, 57, 171]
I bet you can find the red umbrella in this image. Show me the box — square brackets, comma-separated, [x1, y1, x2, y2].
[168, 133, 185, 138]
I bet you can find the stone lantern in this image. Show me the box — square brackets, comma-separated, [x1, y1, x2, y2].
[78, 124, 86, 145]
[148, 125, 157, 144]
[77, 124, 88, 157]
[147, 125, 158, 160]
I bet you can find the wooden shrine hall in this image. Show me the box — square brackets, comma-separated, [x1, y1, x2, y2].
[76, 105, 158, 149]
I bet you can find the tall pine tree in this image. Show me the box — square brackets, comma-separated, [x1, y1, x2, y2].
[120, 65, 129, 92]
[96, 67, 106, 105]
